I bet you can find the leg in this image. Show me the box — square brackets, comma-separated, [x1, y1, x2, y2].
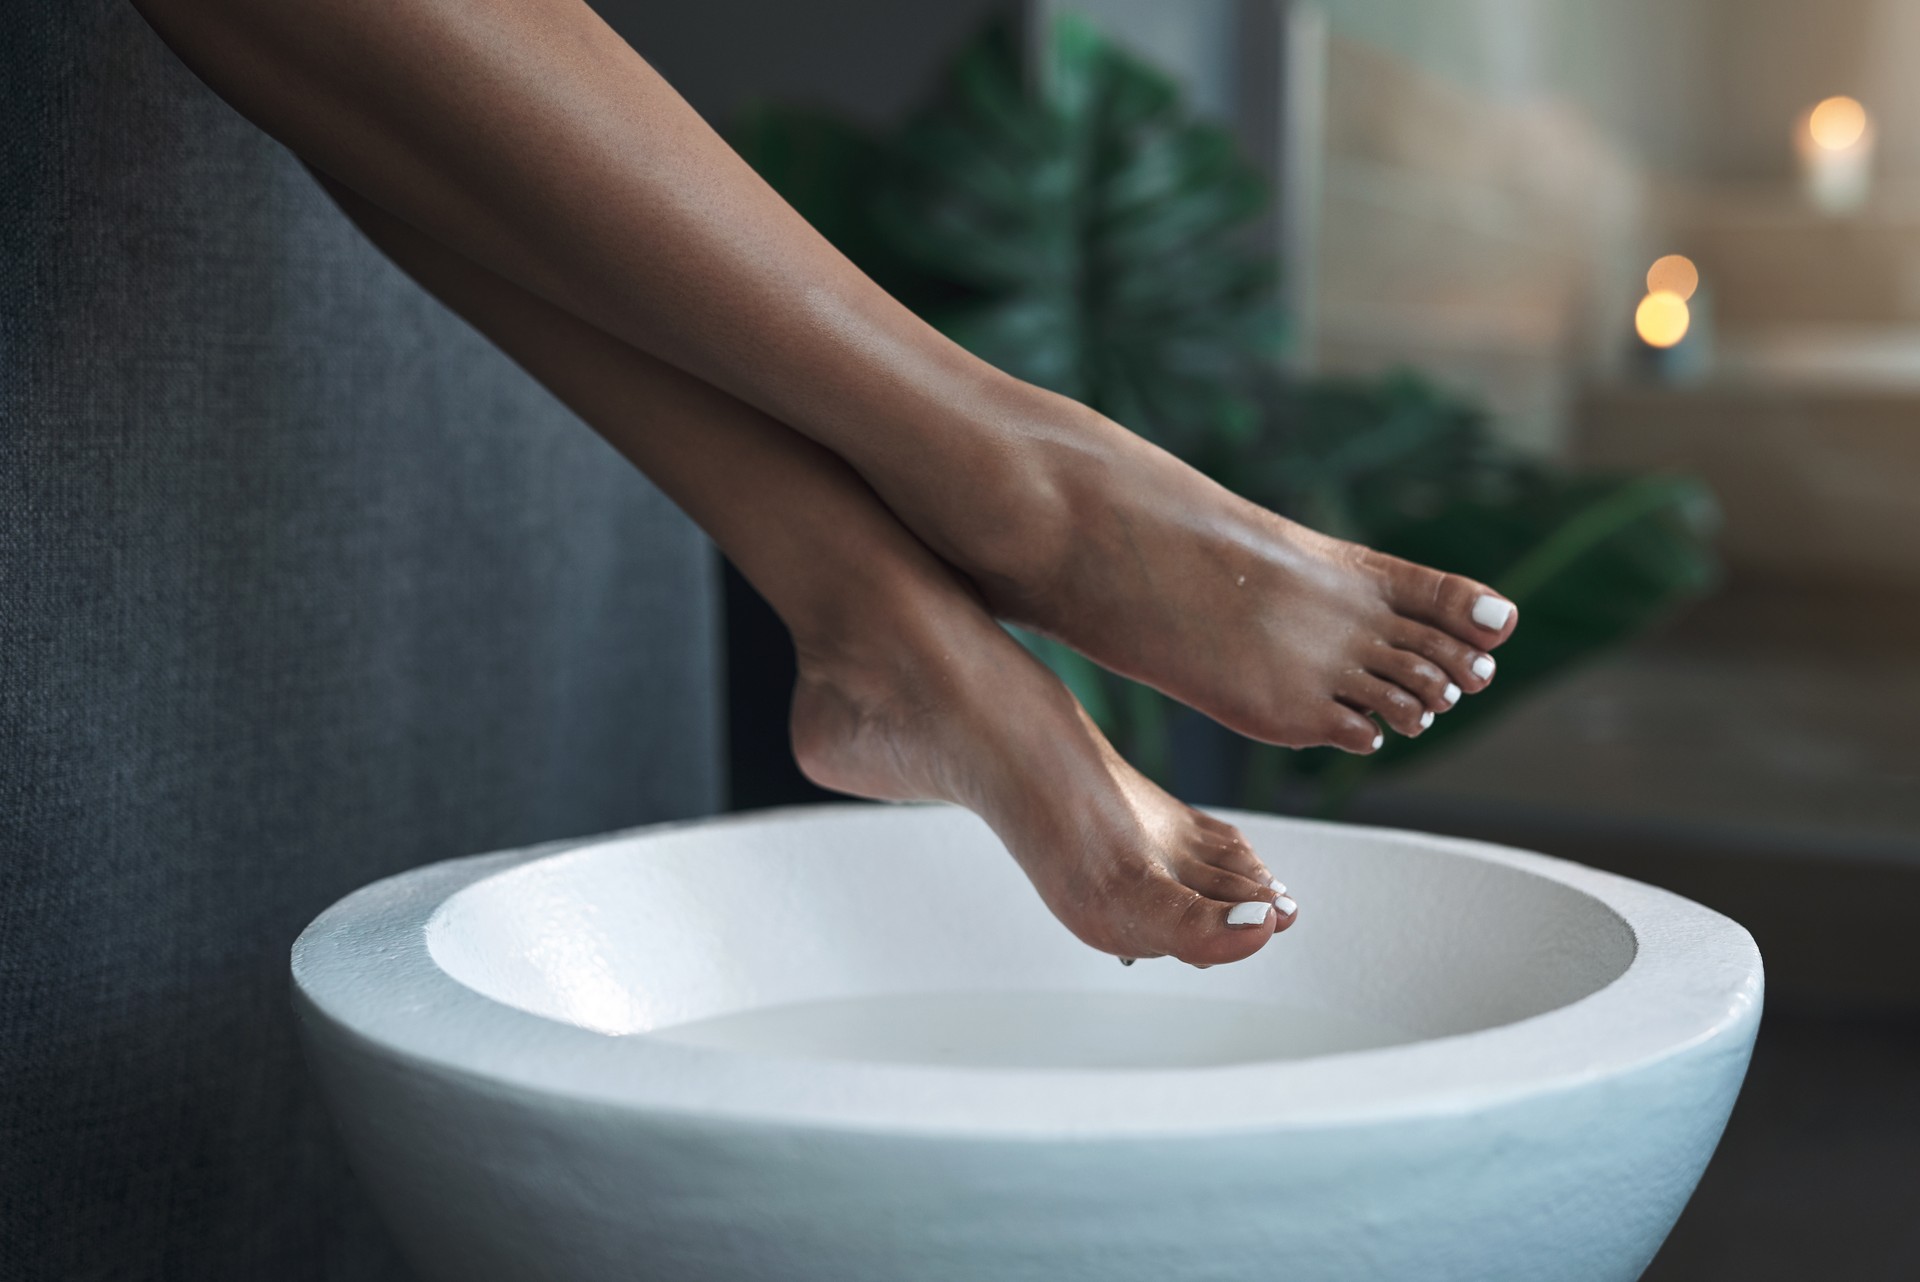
[318, 177, 1296, 965]
[133, 0, 1514, 754]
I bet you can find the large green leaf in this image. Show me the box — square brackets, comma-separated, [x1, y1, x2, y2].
[869, 17, 1280, 454]
[734, 18, 1282, 452]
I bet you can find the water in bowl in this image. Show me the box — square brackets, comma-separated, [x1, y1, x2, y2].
[651, 991, 1413, 1069]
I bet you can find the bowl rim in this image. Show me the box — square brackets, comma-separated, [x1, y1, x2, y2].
[291, 804, 1763, 1138]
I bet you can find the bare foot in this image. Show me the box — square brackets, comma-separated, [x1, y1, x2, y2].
[788, 564, 1296, 966]
[885, 387, 1519, 755]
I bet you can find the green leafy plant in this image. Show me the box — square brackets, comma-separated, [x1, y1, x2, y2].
[734, 15, 1717, 813]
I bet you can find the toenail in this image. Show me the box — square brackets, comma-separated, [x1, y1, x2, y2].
[1226, 901, 1272, 927]
[1419, 710, 1434, 729]
[1472, 595, 1514, 631]
[1370, 733, 1384, 751]
[1443, 682, 1461, 706]
[1273, 895, 1298, 917]
[1268, 877, 1286, 895]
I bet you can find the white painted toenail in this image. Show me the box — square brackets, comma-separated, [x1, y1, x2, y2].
[1226, 901, 1272, 927]
[1472, 655, 1496, 680]
[1443, 682, 1461, 706]
[1472, 595, 1514, 631]
[1268, 877, 1286, 895]
[1273, 895, 1298, 917]
[1371, 733, 1384, 751]
[1419, 710, 1434, 729]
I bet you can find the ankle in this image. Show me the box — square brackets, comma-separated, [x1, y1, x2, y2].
[783, 562, 985, 807]
[921, 380, 1109, 613]
[783, 559, 958, 691]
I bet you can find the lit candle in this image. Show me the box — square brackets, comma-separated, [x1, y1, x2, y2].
[1633, 254, 1712, 383]
[1636, 291, 1691, 350]
[1796, 96, 1874, 215]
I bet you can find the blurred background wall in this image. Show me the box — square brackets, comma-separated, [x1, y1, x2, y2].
[2, 4, 719, 1278]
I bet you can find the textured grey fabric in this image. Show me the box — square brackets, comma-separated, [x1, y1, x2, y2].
[1, 5, 722, 1278]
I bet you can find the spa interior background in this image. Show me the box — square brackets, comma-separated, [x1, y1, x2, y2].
[4, 0, 1916, 1279]
[668, 1, 1920, 1278]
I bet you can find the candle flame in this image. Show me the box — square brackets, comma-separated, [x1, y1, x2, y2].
[1646, 255, 1699, 302]
[1809, 96, 1868, 151]
[1635, 292, 1691, 349]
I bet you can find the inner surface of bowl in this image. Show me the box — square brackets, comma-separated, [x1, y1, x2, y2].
[426, 807, 1635, 1071]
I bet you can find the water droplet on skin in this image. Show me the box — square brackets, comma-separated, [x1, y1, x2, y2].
[1236, 575, 1246, 587]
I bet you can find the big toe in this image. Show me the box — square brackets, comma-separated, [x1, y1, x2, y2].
[1092, 859, 1274, 967]
[1377, 554, 1518, 648]
[1118, 850, 1299, 967]
[1165, 890, 1281, 966]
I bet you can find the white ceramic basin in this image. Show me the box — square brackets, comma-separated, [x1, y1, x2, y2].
[292, 804, 1762, 1282]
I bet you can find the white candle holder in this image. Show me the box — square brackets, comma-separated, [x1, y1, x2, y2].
[1796, 96, 1875, 216]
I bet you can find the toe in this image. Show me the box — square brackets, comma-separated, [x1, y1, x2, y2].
[1366, 643, 1456, 714]
[1087, 857, 1261, 966]
[1189, 813, 1271, 882]
[1390, 621, 1497, 696]
[1088, 828, 1299, 967]
[1324, 705, 1385, 755]
[1173, 853, 1274, 906]
[1166, 890, 1278, 966]
[1270, 892, 1299, 935]
[1376, 555, 1518, 648]
[1338, 673, 1427, 738]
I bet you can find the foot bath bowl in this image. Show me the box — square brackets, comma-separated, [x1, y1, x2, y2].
[293, 804, 1761, 1282]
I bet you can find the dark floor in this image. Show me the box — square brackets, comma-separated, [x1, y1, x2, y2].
[1643, 1014, 1920, 1280]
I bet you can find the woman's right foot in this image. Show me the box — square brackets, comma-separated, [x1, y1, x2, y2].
[788, 564, 1296, 967]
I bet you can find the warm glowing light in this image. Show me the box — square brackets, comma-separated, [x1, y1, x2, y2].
[1646, 254, 1699, 302]
[1809, 96, 1868, 151]
[1635, 291, 1691, 349]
